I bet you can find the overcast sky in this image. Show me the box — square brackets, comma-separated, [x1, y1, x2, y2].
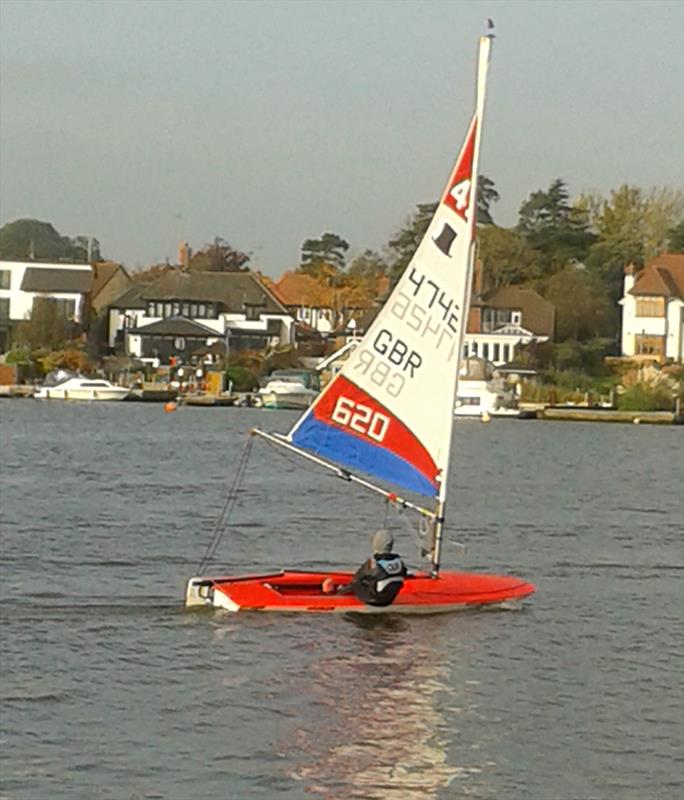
[1, 0, 682, 276]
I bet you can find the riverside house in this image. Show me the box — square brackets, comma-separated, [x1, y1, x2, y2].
[107, 269, 294, 363]
[0, 259, 92, 352]
[619, 253, 684, 363]
[464, 262, 555, 365]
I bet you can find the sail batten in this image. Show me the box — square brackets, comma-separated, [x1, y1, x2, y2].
[288, 37, 492, 502]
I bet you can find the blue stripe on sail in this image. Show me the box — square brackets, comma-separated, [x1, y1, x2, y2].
[291, 415, 438, 498]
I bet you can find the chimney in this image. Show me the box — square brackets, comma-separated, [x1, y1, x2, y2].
[178, 241, 190, 271]
[472, 258, 483, 297]
[624, 262, 637, 295]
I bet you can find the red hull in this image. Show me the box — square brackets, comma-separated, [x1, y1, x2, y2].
[186, 569, 536, 613]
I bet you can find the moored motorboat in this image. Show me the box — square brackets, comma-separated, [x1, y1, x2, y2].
[34, 375, 130, 401]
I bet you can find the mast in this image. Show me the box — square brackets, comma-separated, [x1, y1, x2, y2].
[430, 33, 493, 576]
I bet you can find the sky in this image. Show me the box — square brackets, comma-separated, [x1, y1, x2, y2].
[1, 0, 683, 277]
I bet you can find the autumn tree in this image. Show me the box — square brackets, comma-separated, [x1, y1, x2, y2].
[189, 237, 250, 272]
[580, 185, 684, 296]
[477, 226, 540, 288]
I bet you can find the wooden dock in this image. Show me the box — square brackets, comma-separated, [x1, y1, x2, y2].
[536, 407, 680, 425]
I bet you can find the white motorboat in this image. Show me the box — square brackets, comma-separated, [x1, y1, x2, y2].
[258, 370, 320, 410]
[34, 374, 130, 401]
[454, 378, 520, 418]
[259, 378, 318, 410]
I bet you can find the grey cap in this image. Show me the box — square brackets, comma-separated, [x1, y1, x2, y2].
[372, 529, 394, 554]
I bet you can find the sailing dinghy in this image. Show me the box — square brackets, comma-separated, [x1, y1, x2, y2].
[185, 32, 535, 614]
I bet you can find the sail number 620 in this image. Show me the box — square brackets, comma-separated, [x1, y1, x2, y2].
[331, 396, 390, 442]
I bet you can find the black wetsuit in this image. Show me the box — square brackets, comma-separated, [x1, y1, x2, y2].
[350, 552, 408, 607]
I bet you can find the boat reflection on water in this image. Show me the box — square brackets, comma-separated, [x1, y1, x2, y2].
[283, 616, 475, 800]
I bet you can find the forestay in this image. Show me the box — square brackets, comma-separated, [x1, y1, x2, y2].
[288, 37, 492, 499]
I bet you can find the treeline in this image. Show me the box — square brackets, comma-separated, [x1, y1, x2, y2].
[3, 178, 682, 348]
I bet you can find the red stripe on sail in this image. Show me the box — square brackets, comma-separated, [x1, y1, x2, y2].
[312, 375, 439, 487]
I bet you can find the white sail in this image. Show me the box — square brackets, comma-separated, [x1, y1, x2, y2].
[288, 37, 492, 499]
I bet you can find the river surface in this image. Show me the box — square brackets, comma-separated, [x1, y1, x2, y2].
[1, 401, 682, 800]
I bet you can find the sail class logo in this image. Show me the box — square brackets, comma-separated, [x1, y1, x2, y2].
[442, 115, 477, 223]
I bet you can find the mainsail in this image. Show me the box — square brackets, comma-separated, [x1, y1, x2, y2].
[287, 37, 492, 501]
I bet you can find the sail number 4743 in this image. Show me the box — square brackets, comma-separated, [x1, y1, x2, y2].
[331, 396, 389, 442]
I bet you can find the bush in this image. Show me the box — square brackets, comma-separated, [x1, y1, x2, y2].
[618, 383, 675, 411]
[225, 366, 258, 391]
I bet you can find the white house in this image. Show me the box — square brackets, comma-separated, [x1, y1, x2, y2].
[107, 269, 295, 362]
[0, 260, 92, 352]
[619, 253, 684, 363]
[465, 281, 555, 366]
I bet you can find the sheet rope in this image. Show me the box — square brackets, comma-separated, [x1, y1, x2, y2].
[195, 434, 255, 574]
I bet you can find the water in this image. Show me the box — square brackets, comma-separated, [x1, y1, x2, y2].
[1, 401, 682, 800]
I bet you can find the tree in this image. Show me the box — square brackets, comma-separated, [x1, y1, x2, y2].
[347, 249, 388, 280]
[668, 218, 684, 252]
[189, 237, 250, 272]
[13, 297, 74, 350]
[477, 174, 499, 225]
[0, 219, 102, 262]
[517, 179, 594, 272]
[581, 185, 684, 298]
[300, 232, 350, 271]
[387, 202, 437, 284]
[477, 226, 541, 288]
[71, 236, 102, 262]
[542, 267, 616, 342]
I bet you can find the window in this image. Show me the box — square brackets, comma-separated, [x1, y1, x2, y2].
[182, 303, 190, 317]
[482, 343, 489, 360]
[635, 297, 664, 317]
[156, 302, 164, 317]
[54, 298, 76, 319]
[502, 344, 510, 363]
[0, 270, 10, 290]
[511, 311, 522, 325]
[463, 344, 468, 358]
[244, 305, 261, 321]
[635, 335, 664, 356]
[493, 343, 500, 362]
[147, 302, 156, 316]
[190, 303, 198, 317]
[471, 341, 478, 356]
[198, 304, 206, 317]
[164, 303, 172, 317]
[0, 297, 9, 320]
[172, 302, 181, 316]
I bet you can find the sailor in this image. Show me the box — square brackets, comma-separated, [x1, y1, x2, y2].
[349, 529, 408, 607]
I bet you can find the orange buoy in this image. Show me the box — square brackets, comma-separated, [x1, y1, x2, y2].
[321, 578, 337, 595]
[164, 401, 177, 413]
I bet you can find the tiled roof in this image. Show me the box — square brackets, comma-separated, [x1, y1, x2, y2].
[109, 271, 294, 317]
[130, 316, 218, 337]
[479, 285, 555, 337]
[109, 285, 146, 309]
[20, 267, 92, 293]
[136, 270, 289, 314]
[630, 253, 684, 299]
[91, 261, 126, 296]
[272, 271, 334, 307]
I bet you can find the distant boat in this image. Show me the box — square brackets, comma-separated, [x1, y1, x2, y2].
[258, 369, 320, 410]
[455, 380, 519, 418]
[185, 32, 535, 614]
[34, 373, 130, 401]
